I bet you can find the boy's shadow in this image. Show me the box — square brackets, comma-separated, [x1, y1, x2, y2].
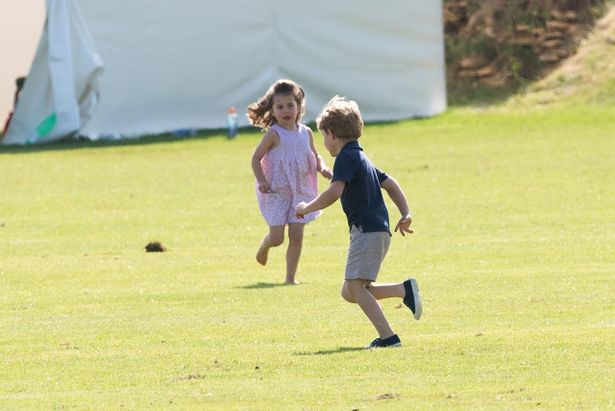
[294, 347, 365, 356]
[237, 282, 298, 289]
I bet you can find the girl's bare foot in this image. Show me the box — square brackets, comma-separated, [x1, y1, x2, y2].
[256, 243, 268, 265]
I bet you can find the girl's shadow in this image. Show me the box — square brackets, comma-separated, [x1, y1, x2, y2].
[238, 282, 299, 289]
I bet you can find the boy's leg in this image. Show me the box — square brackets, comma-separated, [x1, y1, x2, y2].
[345, 279, 395, 339]
[369, 280, 422, 319]
[366, 282, 405, 299]
[285, 223, 304, 284]
[343, 280, 422, 319]
[343, 281, 404, 301]
[256, 225, 285, 265]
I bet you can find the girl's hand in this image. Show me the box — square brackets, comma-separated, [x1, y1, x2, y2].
[320, 167, 333, 180]
[394, 215, 413, 236]
[258, 180, 272, 193]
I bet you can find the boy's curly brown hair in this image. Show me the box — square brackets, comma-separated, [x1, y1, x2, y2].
[316, 96, 363, 141]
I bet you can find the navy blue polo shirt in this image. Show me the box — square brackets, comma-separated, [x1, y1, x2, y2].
[332, 140, 390, 233]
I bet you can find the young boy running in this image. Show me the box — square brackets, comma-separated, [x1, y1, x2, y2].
[295, 96, 422, 348]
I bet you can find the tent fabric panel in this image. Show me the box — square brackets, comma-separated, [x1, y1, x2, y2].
[79, 0, 445, 139]
[3, 0, 103, 145]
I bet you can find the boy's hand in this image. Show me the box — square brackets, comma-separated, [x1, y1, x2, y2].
[295, 202, 308, 218]
[320, 167, 333, 180]
[394, 215, 413, 236]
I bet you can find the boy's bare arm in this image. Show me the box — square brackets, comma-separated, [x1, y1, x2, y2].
[296, 180, 345, 217]
[380, 177, 413, 235]
[308, 128, 332, 179]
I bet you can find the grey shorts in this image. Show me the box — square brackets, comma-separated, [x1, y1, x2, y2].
[345, 225, 390, 281]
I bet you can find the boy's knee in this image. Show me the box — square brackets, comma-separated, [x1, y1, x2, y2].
[341, 285, 355, 303]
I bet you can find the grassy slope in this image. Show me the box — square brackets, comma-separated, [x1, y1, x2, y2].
[506, 3, 615, 108]
[447, 2, 615, 109]
[1, 103, 613, 409]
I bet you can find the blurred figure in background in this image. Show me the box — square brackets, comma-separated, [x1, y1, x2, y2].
[226, 105, 238, 139]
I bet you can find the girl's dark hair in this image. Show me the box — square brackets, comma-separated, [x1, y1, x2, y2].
[247, 79, 305, 130]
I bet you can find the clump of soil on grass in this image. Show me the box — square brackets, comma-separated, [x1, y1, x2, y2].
[145, 241, 166, 252]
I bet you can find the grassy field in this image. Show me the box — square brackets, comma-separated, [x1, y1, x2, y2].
[1, 103, 614, 409]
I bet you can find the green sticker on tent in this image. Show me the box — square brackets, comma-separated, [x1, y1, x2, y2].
[36, 112, 57, 138]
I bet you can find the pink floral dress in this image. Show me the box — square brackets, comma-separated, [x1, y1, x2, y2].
[257, 123, 321, 226]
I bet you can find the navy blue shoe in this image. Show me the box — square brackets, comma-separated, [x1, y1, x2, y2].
[367, 334, 402, 348]
[403, 278, 422, 320]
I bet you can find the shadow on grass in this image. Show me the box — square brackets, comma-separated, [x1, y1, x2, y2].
[294, 347, 365, 356]
[237, 282, 300, 290]
[0, 127, 261, 154]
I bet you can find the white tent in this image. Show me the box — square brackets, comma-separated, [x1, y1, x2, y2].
[2, 0, 102, 145]
[2, 0, 446, 145]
